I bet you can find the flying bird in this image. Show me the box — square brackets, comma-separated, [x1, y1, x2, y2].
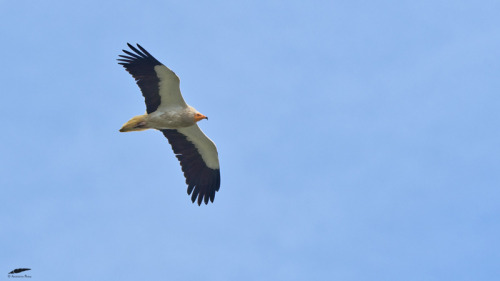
[118, 43, 220, 205]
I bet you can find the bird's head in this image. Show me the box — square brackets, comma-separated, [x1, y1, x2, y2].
[194, 112, 208, 122]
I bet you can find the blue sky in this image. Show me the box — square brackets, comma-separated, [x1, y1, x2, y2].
[1, 1, 499, 280]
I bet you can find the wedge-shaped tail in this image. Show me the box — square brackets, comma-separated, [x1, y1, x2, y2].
[119, 115, 148, 132]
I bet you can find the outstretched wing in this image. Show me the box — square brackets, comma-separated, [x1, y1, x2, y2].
[117, 43, 187, 113]
[161, 125, 220, 205]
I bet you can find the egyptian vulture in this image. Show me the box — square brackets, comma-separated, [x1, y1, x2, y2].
[118, 43, 220, 205]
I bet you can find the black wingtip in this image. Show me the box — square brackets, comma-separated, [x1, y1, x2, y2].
[118, 43, 161, 67]
[190, 189, 211, 206]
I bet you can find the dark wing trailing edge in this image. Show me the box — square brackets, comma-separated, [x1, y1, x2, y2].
[117, 43, 163, 113]
[9, 268, 31, 274]
[161, 129, 221, 205]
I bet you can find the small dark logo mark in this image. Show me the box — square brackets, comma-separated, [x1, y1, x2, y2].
[8, 269, 30, 275]
[7, 268, 31, 278]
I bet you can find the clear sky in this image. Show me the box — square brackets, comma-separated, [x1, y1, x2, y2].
[1, 1, 499, 280]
